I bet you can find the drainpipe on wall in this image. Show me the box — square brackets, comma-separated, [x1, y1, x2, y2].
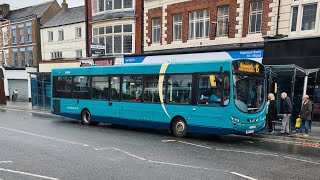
[85, 0, 89, 57]
[141, 0, 144, 54]
[275, 0, 281, 36]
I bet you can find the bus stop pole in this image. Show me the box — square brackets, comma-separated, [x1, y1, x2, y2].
[268, 68, 272, 93]
[290, 68, 297, 132]
[302, 71, 309, 96]
[291, 68, 296, 101]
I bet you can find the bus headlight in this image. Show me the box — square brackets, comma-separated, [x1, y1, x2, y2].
[230, 116, 240, 123]
[261, 116, 266, 121]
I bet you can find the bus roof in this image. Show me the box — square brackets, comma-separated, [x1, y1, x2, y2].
[51, 59, 256, 76]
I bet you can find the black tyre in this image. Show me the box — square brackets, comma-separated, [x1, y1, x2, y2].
[81, 109, 98, 125]
[171, 117, 187, 138]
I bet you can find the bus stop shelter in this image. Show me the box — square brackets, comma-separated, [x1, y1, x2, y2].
[30, 72, 51, 111]
[266, 65, 320, 129]
[266, 64, 319, 100]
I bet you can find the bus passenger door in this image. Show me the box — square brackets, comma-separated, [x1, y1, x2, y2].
[189, 73, 227, 132]
[107, 76, 121, 120]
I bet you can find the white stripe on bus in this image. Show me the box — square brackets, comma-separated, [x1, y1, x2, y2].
[158, 63, 170, 119]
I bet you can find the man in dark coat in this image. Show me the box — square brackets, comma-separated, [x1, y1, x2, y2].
[300, 95, 312, 136]
[281, 92, 292, 134]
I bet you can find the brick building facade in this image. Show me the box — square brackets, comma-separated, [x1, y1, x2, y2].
[0, 1, 62, 68]
[85, 0, 143, 58]
[143, 0, 274, 54]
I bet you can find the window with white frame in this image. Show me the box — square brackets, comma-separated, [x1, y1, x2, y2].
[75, 27, 82, 38]
[51, 51, 62, 59]
[11, 28, 16, 44]
[76, 50, 82, 58]
[27, 26, 32, 42]
[58, 30, 64, 41]
[12, 49, 18, 67]
[249, 1, 263, 34]
[92, 24, 133, 54]
[189, 9, 210, 39]
[291, 6, 298, 32]
[98, 0, 133, 12]
[3, 31, 8, 45]
[19, 26, 24, 44]
[290, 1, 319, 33]
[173, 13, 182, 41]
[152, 18, 161, 43]
[48, 31, 53, 42]
[217, 6, 229, 37]
[20, 49, 25, 67]
[301, 4, 317, 31]
[27, 48, 33, 67]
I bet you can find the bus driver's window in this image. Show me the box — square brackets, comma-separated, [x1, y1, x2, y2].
[198, 74, 223, 106]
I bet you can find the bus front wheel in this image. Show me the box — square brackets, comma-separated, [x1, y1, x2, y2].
[81, 109, 97, 125]
[171, 117, 187, 138]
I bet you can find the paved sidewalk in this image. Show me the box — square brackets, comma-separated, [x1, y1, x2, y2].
[1, 101, 320, 147]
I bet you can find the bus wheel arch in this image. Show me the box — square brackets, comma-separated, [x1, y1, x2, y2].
[170, 116, 188, 138]
[81, 108, 98, 125]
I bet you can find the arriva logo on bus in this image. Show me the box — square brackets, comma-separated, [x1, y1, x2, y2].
[67, 106, 79, 110]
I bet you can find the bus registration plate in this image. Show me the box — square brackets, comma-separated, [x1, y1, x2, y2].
[246, 130, 254, 134]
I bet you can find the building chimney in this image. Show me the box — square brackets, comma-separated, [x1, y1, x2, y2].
[0, 4, 10, 18]
[61, 0, 68, 10]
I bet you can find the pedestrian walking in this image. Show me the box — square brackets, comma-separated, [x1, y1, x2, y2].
[267, 93, 277, 133]
[12, 89, 18, 101]
[299, 95, 312, 137]
[281, 92, 292, 134]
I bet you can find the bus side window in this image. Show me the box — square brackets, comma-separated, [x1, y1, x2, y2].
[91, 76, 109, 100]
[167, 74, 192, 104]
[122, 75, 143, 102]
[111, 76, 120, 101]
[144, 75, 162, 103]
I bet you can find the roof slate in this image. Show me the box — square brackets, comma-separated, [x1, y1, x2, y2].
[6, 1, 53, 20]
[41, 6, 85, 28]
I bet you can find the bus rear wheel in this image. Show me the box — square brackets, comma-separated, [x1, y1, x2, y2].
[171, 117, 187, 138]
[81, 109, 98, 125]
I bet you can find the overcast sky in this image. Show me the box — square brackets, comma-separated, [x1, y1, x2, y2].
[0, 0, 84, 9]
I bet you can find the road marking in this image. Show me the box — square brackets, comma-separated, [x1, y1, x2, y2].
[0, 161, 13, 164]
[283, 156, 320, 165]
[177, 141, 212, 149]
[147, 160, 227, 172]
[230, 172, 258, 180]
[112, 148, 146, 161]
[216, 148, 278, 157]
[161, 140, 176, 142]
[0, 127, 89, 147]
[94, 147, 112, 151]
[0, 167, 59, 180]
[0, 107, 52, 115]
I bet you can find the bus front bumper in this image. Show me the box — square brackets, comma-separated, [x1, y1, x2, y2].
[233, 121, 266, 134]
